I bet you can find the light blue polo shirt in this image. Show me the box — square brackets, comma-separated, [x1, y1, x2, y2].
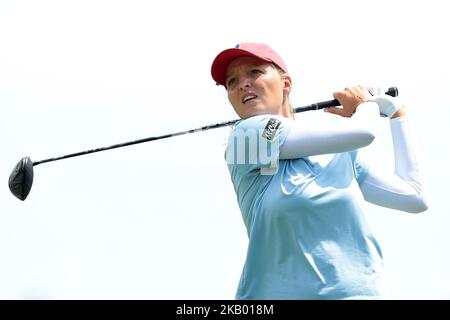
[225, 114, 387, 300]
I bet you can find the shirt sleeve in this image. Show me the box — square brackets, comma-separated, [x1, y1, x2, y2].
[359, 164, 429, 213]
[225, 114, 293, 176]
[358, 116, 428, 213]
[279, 101, 380, 159]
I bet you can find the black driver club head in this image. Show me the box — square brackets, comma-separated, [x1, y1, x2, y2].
[8, 156, 34, 201]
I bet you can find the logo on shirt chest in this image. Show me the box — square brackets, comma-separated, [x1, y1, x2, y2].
[261, 118, 281, 141]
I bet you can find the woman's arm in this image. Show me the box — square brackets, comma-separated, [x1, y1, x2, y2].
[279, 102, 379, 159]
[359, 109, 428, 213]
[280, 86, 380, 159]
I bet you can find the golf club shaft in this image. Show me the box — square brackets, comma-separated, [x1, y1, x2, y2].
[33, 87, 398, 166]
[33, 120, 238, 166]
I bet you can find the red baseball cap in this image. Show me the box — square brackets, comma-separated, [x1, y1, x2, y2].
[211, 43, 289, 86]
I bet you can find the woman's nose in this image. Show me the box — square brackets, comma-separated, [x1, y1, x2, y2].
[239, 77, 251, 90]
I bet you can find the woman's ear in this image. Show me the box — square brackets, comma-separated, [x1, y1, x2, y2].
[282, 74, 292, 94]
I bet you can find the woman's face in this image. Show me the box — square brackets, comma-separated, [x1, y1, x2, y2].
[225, 56, 292, 119]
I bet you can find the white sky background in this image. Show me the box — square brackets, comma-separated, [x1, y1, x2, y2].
[0, 0, 449, 299]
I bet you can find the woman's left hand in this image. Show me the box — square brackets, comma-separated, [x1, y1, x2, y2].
[326, 85, 371, 117]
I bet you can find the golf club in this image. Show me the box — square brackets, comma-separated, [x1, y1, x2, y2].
[8, 87, 398, 201]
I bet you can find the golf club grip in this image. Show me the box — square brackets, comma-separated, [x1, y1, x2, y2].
[293, 87, 398, 113]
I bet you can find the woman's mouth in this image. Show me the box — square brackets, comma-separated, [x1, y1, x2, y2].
[242, 95, 258, 104]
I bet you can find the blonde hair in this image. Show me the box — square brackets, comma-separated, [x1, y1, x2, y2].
[275, 66, 295, 118]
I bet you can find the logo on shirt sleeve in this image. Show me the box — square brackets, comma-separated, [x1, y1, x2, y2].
[261, 118, 281, 141]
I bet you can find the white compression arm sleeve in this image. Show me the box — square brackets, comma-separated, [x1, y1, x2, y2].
[359, 116, 428, 213]
[279, 101, 380, 159]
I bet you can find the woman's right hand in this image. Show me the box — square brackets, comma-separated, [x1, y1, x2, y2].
[325, 85, 371, 117]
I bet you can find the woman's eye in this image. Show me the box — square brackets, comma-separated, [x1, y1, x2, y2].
[251, 69, 262, 75]
[227, 78, 235, 87]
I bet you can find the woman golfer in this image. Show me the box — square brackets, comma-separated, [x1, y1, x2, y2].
[211, 43, 428, 299]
